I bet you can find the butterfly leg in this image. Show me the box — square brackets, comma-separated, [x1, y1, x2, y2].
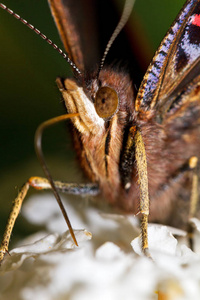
[0, 182, 30, 264]
[187, 156, 199, 250]
[134, 129, 151, 258]
[29, 176, 99, 196]
[0, 176, 99, 263]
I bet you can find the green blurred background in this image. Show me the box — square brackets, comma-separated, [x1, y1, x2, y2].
[0, 0, 185, 244]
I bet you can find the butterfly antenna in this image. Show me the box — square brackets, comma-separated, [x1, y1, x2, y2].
[0, 3, 81, 76]
[97, 0, 135, 77]
[0, 3, 80, 245]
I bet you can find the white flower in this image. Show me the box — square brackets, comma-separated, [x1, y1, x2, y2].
[0, 193, 200, 300]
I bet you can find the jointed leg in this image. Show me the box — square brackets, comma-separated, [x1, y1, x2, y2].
[0, 177, 99, 263]
[155, 155, 199, 250]
[0, 183, 29, 263]
[29, 177, 99, 196]
[187, 156, 199, 250]
[134, 128, 151, 258]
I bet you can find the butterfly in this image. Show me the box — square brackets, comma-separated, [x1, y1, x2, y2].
[0, 0, 200, 262]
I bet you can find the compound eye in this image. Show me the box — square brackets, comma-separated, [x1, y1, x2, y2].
[94, 86, 118, 119]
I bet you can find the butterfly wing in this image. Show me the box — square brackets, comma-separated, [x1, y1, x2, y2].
[136, 0, 200, 118]
[48, 0, 99, 72]
[47, 0, 149, 81]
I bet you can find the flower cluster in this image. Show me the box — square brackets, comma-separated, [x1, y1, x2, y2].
[0, 193, 200, 300]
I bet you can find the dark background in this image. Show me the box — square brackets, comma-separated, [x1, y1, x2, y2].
[0, 0, 185, 244]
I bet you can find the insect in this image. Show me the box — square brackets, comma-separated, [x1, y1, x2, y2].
[0, 0, 200, 262]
